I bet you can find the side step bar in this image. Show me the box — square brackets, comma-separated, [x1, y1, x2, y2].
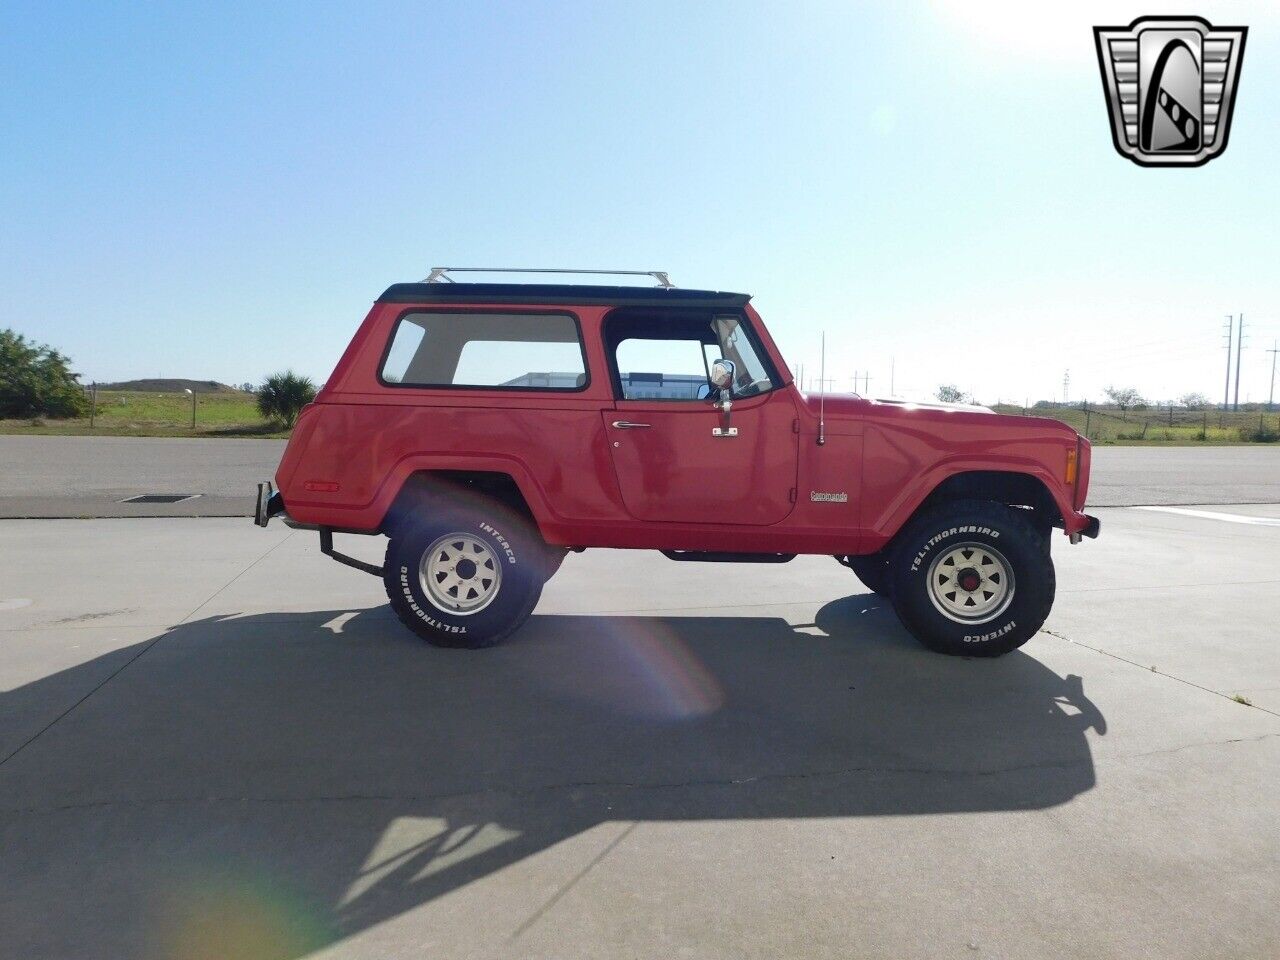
[257, 483, 382, 576]
[320, 528, 384, 577]
[661, 550, 796, 563]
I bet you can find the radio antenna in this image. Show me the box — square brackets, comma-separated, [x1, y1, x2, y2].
[817, 332, 826, 446]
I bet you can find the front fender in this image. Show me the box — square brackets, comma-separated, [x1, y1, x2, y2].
[866, 458, 1083, 549]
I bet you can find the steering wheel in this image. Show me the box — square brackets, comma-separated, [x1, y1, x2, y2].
[738, 377, 771, 397]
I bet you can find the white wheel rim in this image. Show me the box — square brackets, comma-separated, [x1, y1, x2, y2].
[420, 533, 503, 615]
[925, 542, 1015, 624]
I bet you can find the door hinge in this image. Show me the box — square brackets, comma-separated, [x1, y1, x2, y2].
[792, 418, 800, 434]
[789, 487, 797, 503]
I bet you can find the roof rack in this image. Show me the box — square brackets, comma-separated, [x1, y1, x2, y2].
[424, 267, 674, 288]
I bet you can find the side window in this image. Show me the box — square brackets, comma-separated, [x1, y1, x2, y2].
[711, 315, 774, 397]
[614, 338, 709, 400]
[380, 312, 588, 390]
[604, 310, 779, 401]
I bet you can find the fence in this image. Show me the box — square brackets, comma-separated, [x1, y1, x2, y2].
[993, 403, 1280, 443]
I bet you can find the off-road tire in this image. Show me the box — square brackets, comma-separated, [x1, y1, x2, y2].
[383, 502, 546, 649]
[886, 499, 1054, 657]
[841, 553, 889, 596]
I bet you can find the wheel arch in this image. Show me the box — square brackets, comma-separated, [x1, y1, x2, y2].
[379, 464, 548, 539]
[872, 467, 1068, 552]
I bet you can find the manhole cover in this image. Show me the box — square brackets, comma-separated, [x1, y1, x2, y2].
[118, 494, 203, 504]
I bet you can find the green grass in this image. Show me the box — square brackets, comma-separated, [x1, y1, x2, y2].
[0, 390, 289, 438]
[992, 404, 1280, 445]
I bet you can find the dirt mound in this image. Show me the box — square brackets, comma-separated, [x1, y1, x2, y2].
[97, 379, 239, 393]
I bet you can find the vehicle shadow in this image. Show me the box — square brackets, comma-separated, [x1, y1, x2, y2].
[0, 596, 1105, 959]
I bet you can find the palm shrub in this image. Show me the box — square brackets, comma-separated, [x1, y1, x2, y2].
[0, 329, 89, 418]
[256, 371, 316, 428]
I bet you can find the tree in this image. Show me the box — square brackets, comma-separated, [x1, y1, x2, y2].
[1179, 392, 1210, 410]
[936, 384, 966, 403]
[0, 329, 89, 419]
[256, 371, 316, 428]
[1104, 385, 1145, 419]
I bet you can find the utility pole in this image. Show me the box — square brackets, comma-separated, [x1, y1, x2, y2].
[1268, 341, 1279, 412]
[1063, 370, 1070, 405]
[1233, 314, 1246, 411]
[890, 357, 895, 397]
[1223, 315, 1234, 412]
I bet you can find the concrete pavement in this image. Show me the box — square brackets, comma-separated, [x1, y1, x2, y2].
[1, 508, 1278, 959]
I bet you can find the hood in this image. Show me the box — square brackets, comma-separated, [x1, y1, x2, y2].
[798, 392, 992, 416]
[864, 397, 995, 414]
[797, 392, 1078, 438]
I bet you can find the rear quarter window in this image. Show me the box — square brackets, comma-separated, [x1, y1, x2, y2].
[380, 311, 588, 390]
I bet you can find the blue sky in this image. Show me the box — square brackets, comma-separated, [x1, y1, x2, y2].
[2, 1, 1278, 404]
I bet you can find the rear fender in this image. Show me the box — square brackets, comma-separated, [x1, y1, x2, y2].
[282, 453, 555, 537]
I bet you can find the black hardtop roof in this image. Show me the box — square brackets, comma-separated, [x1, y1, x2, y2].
[378, 282, 751, 309]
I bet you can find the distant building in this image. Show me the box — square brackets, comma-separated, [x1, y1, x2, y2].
[501, 371, 707, 399]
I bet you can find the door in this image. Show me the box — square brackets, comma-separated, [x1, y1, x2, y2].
[601, 309, 799, 525]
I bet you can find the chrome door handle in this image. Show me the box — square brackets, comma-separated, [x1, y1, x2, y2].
[611, 420, 652, 429]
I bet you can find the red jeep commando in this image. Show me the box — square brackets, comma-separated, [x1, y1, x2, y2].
[256, 268, 1099, 657]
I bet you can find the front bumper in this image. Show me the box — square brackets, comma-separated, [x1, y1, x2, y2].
[1069, 513, 1101, 544]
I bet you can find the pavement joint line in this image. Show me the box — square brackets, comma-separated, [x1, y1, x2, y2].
[1041, 628, 1280, 719]
[0, 622, 179, 633]
[0, 532, 297, 770]
[0, 635, 168, 769]
[1060, 577, 1280, 594]
[1132, 506, 1280, 525]
[1105, 504, 1274, 512]
[177, 529, 299, 626]
[509, 821, 638, 941]
[10, 734, 1280, 818]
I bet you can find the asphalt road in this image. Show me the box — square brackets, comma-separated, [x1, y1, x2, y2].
[2, 506, 1278, 959]
[1, 435, 1278, 517]
[0, 435, 286, 517]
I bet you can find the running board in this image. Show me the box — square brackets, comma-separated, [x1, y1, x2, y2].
[661, 550, 796, 563]
[320, 528, 384, 577]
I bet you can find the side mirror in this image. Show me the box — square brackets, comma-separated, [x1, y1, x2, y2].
[709, 358, 736, 393]
[696, 382, 714, 401]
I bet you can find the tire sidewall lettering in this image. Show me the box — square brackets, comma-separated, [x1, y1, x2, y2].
[400, 563, 468, 633]
[478, 521, 518, 564]
[963, 620, 1016, 643]
[909, 525, 1000, 573]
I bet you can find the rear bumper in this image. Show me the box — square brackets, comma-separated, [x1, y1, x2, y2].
[254, 482, 286, 527]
